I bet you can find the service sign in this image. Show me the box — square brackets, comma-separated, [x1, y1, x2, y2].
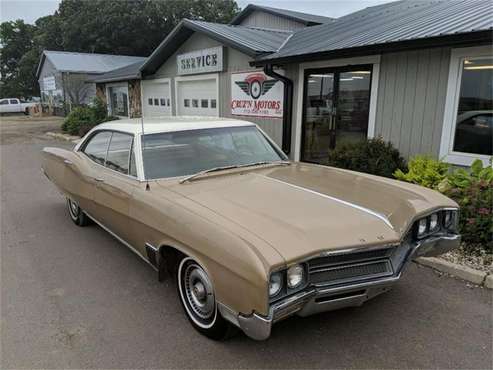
[43, 76, 56, 91]
[231, 71, 283, 118]
[177, 46, 224, 75]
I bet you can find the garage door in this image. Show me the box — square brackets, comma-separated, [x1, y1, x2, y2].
[142, 80, 171, 117]
[176, 78, 218, 117]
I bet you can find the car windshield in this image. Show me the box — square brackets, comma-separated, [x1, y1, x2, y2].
[142, 125, 286, 180]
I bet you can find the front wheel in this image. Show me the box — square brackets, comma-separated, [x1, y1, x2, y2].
[67, 198, 90, 226]
[177, 257, 235, 340]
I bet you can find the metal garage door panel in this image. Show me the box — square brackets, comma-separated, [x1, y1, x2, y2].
[177, 79, 218, 117]
[143, 81, 171, 118]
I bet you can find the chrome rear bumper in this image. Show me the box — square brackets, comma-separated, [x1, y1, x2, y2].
[235, 233, 460, 341]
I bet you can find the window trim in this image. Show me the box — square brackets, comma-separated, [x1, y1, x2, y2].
[80, 129, 139, 180]
[439, 45, 492, 167]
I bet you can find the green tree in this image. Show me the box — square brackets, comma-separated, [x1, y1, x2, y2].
[1, 0, 240, 98]
[0, 20, 37, 98]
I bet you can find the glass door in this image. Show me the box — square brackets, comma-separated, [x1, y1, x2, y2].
[301, 65, 372, 163]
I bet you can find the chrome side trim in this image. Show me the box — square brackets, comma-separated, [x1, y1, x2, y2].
[260, 175, 394, 230]
[85, 211, 158, 271]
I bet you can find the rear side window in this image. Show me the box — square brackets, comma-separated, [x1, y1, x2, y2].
[9, 99, 18, 104]
[106, 132, 133, 174]
[83, 131, 112, 165]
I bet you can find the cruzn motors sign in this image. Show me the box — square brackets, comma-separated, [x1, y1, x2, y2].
[177, 46, 224, 75]
[231, 71, 283, 118]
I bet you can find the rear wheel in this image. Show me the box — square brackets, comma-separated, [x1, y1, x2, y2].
[177, 257, 235, 340]
[67, 198, 90, 226]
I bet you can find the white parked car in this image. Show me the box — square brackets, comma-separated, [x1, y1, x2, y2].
[0, 98, 37, 114]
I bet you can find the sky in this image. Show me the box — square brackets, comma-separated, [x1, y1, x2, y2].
[1, 0, 395, 24]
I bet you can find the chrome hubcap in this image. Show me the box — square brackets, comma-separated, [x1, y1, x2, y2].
[184, 264, 214, 320]
[68, 199, 79, 219]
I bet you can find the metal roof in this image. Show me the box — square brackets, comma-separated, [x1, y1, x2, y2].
[37, 50, 146, 78]
[92, 60, 145, 83]
[230, 4, 334, 26]
[258, 0, 493, 63]
[140, 19, 292, 75]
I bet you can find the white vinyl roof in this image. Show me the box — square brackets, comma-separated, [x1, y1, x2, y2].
[94, 116, 256, 135]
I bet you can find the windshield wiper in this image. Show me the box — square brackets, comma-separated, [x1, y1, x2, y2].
[179, 160, 290, 184]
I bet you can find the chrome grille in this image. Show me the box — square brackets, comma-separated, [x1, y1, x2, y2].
[310, 260, 393, 286]
[309, 247, 394, 268]
[308, 247, 395, 287]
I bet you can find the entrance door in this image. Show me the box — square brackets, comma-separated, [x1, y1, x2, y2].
[301, 65, 372, 163]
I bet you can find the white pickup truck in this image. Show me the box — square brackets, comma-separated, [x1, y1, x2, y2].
[0, 98, 37, 114]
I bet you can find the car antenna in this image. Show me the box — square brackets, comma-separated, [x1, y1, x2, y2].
[140, 109, 150, 191]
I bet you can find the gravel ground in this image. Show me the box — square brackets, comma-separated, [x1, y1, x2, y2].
[440, 244, 493, 273]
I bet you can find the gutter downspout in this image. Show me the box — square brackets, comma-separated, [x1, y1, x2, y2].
[263, 64, 293, 155]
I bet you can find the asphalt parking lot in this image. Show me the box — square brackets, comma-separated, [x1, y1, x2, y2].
[1, 116, 492, 369]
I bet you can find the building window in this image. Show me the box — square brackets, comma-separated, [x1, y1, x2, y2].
[452, 57, 492, 156]
[154, 98, 159, 106]
[201, 99, 208, 108]
[148, 98, 153, 105]
[167, 98, 170, 106]
[211, 99, 217, 109]
[160, 98, 166, 106]
[440, 46, 492, 166]
[192, 99, 198, 108]
[184, 99, 190, 107]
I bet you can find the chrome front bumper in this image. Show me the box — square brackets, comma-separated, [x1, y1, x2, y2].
[234, 233, 460, 341]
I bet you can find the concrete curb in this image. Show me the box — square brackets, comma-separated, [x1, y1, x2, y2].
[415, 257, 491, 288]
[46, 132, 80, 143]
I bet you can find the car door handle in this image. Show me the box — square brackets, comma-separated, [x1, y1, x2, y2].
[94, 178, 105, 182]
[64, 159, 73, 165]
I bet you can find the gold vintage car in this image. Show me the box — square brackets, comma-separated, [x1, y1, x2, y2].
[42, 117, 460, 341]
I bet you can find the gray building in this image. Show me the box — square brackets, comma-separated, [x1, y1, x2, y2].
[97, 1, 493, 167]
[36, 50, 146, 113]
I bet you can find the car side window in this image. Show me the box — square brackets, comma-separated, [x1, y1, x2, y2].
[83, 131, 112, 165]
[0, 99, 8, 105]
[9, 99, 18, 104]
[105, 132, 133, 174]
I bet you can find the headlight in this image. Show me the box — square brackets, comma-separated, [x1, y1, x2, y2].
[429, 213, 439, 232]
[443, 210, 458, 231]
[287, 264, 304, 289]
[269, 272, 282, 297]
[417, 218, 428, 237]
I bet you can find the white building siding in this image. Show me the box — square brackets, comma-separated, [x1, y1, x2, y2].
[237, 10, 306, 31]
[374, 47, 451, 159]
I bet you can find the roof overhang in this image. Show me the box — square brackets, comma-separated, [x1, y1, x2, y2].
[140, 19, 264, 76]
[251, 30, 493, 67]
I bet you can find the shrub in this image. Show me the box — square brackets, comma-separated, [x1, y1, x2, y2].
[62, 97, 117, 136]
[439, 160, 493, 252]
[62, 106, 95, 135]
[325, 137, 407, 178]
[395, 158, 492, 253]
[394, 155, 450, 189]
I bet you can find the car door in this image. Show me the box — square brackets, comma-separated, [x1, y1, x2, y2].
[74, 130, 113, 213]
[9, 99, 21, 113]
[92, 131, 139, 243]
[0, 99, 8, 113]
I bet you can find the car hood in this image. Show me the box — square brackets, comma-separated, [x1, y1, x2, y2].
[158, 163, 457, 264]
